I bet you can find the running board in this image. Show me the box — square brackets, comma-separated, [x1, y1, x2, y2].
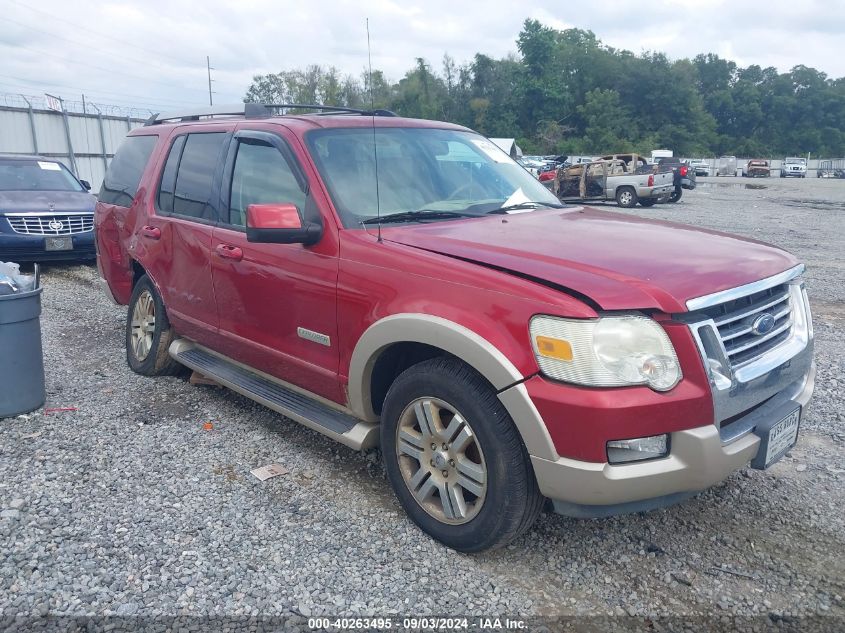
[169, 339, 378, 451]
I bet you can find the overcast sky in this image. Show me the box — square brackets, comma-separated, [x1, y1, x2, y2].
[0, 0, 841, 115]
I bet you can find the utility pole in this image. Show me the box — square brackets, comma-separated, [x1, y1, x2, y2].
[207, 56, 214, 106]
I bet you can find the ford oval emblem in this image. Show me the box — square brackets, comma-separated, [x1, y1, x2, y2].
[751, 313, 776, 336]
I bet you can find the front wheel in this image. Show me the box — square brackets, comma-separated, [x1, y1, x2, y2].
[668, 187, 683, 203]
[381, 358, 543, 552]
[126, 275, 183, 376]
[615, 187, 637, 208]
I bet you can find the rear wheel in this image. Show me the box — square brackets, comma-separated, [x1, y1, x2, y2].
[126, 275, 182, 376]
[639, 198, 657, 207]
[615, 186, 637, 208]
[381, 358, 543, 552]
[668, 186, 683, 203]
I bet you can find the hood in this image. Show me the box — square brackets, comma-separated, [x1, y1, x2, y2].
[0, 190, 96, 214]
[380, 207, 798, 313]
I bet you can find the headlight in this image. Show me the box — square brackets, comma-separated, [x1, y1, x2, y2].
[530, 315, 682, 391]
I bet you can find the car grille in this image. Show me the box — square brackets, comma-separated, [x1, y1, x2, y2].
[697, 283, 793, 369]
[6, 214, 94, 235]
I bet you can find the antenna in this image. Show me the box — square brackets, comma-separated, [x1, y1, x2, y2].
[366, 18, 382, 242]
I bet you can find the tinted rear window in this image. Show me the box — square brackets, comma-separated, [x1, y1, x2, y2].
[171, 133, 227, 220]
[99, 135, 157, 206]
[0, 159, 83, 192]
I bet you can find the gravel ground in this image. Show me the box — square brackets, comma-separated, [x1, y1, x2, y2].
[0, 177, 843, 630]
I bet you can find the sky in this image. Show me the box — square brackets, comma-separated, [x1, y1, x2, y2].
[0, 0, 842, 115]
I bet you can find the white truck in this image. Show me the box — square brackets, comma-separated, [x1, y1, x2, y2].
[781, 157, 808, 178]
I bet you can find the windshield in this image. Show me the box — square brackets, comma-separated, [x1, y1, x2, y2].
[306, 127, 562, 227]
[0, 159, 84, 192]
[784, 158, 805, 164]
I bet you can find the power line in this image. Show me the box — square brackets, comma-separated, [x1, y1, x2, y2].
[1, 0, 247, 92]
[0, 74, 194, 107]
[0, 81, 190, 112]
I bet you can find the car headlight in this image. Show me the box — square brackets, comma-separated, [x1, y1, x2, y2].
[530, 315, 682, 391]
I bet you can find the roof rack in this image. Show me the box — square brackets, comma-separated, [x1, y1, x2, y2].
[144, 103, 397, 126]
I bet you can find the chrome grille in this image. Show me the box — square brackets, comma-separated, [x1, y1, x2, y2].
[6, 213, 94, 235]
[697, 283, 793, 369]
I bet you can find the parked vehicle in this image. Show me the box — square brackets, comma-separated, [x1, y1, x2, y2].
[551, 158, 674, 207]
[781, 157, 807, 178]
[817, 159, 845, 178]
[655, 157, 697, 203]
[651, 149, 673, 162]
[0, 155, 96, 262]
[96, 104, 815, 552]
[717, 156, 738, 177]
[744, 159, 771, 178]
[688, 159, 711, 177]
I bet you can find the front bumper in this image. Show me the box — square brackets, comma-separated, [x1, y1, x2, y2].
[0, 227, 95, 262]
[529, 361, 814, 516]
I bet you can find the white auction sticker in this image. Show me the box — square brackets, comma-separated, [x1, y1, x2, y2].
[37, 161, 61, 171]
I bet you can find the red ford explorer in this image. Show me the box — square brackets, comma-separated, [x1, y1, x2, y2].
[95, 104, 814, 551]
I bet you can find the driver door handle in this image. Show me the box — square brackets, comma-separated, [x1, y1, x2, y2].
[215, 243, 243, 261]
[140, 225, 161, 240]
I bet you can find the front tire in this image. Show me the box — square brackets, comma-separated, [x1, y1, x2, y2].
[615, 186, 637, 208]
[126, 275, 183, 376]
[381, 358, 543, 552]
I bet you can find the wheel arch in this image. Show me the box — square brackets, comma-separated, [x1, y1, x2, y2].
[348, 314, 559, 461]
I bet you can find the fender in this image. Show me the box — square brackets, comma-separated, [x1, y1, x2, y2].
[347, 313, 559, 461]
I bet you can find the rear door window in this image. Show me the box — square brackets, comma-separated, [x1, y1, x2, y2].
[164, 132, 227, 221]
[157, 135, 186, 213]
[99, 135, 157, 206]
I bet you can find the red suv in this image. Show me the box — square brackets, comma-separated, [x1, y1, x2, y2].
[96, 104, 814, 551]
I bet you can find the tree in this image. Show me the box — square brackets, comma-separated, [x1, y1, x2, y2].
[242, 20, 845, 157]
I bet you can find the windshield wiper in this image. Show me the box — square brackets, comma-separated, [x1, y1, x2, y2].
[361, 210, 476, 225]
[487, 201, 565, 214]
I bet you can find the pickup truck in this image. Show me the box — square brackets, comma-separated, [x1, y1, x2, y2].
[95, 103, 815, 552]
[781, 157, 808, 178]
[744, 160, 771, 178]
[688, 159, 711, 177]
[551, 158, 674, 207]
[656, 157, 696, 203]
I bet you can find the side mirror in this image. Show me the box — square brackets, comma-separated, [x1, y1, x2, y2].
[80, 179, 92, 191]
[246, 203, 321, 245]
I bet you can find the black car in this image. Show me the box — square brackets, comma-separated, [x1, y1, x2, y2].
[657, 157, 696, 203]
[0, 155, 96, 262]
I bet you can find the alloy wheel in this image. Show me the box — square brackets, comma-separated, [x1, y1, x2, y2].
[130, 289, 156, 361]
[395, 397, 487, 525]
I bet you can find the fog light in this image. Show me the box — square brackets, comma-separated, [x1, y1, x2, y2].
[607, 434, 668, 464]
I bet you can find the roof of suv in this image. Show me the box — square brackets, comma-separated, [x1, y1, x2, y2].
[128, 106, 471, 136]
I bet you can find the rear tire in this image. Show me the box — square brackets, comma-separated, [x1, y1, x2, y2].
[615, 187, 637, 208]
[668, 187, 683, 203]
[126, 275, 183, 376]
[381, 357, 543, 552]
[639, 198, 657, 207]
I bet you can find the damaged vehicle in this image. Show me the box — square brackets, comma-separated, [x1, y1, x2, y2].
[816, 159, 845, 179]
[0, 154, 96, 262]
[96, 104, 815, 552]
[550, 157, 674, 207]
[744, 160, 771, 178]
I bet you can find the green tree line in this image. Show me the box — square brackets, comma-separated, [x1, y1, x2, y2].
[243, 19, 845, 157]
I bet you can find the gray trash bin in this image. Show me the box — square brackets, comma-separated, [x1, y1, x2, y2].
[0, 286, 46, 418]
